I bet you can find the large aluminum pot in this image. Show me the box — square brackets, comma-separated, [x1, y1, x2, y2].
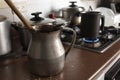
[0, 15, 12, 55]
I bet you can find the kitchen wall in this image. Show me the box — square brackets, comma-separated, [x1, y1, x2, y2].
[0, 0, 100, 21]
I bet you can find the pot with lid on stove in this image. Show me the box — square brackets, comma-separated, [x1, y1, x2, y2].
[58, 1, 85, 21]
[5, 0, 76, 76]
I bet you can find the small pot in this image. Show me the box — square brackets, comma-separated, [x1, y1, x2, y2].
[70, 11, 81, 25]
[59, 1, 85, 21]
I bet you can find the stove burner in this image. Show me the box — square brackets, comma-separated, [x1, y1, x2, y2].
[83, 38, 99, 43]
[81, 38, 101, 48]
[61, 26, 120, 53]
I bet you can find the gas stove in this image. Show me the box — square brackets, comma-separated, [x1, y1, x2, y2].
[61, 26, 120, 53]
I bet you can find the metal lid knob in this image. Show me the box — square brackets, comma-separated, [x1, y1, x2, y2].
[30, 12, 44, 21]
[69, 1, 77, 7]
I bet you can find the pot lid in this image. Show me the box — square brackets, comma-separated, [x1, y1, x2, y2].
[31, 17, 66, 27]
[30, 12, 67, 31]
[32, 18, 67, 32]
[0, 15, 6, 22]
[37, 18, 55, 25]
[30, 12, 66, 25]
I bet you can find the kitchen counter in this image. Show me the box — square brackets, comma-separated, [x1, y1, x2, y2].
[0, 38, 120, 80]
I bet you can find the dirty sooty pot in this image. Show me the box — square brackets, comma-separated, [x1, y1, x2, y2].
[60, 1, 85, 21]
[28, 12, 76, 76]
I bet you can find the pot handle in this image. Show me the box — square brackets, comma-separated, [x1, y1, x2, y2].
[100, 15, 105, 32]
[62, 27, 76, 57]
[78, 7, 85, 12]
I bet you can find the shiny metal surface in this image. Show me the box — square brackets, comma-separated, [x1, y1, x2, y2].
[70, 12, 81, 25]
[29, 55, 65, 76]
[28, 26, 76, 76]
[29, 30, 65, 59]
[61, 8, 81, 21]
[59, 1, 85, 21]
[28, 30, 65, 76]
[0, 15, 11, 55]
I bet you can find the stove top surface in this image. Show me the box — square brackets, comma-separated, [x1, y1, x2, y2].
[61, 26, 120, 53]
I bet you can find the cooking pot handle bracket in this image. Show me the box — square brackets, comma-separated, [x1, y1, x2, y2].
[61, 26, 76, 58]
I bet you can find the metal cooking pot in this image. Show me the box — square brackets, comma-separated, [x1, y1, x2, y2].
[0, 15, 12, 55]
[59, 1, 85, 21]
[30, 12, 68, 31]
[29, 12, 76, 76]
